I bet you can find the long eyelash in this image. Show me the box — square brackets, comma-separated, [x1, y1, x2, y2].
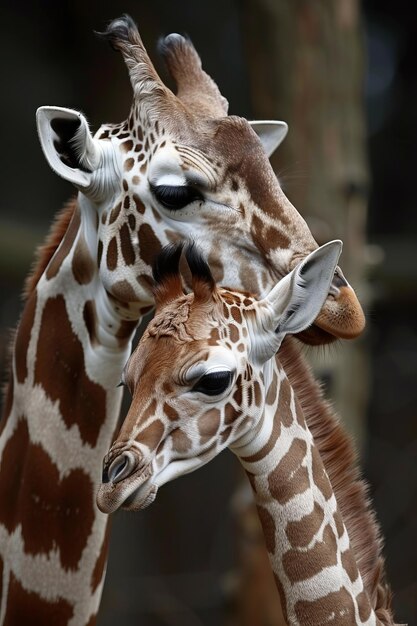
[150, 184, 203, 210]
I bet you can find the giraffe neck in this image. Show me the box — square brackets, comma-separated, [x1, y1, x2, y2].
[232, 359, 378, 626]
[278, 339, 395, 625]
[0, 196, 142, 625]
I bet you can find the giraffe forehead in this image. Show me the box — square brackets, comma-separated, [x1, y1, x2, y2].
[128, 334, 208, 380]
[149, 143, 217, 188]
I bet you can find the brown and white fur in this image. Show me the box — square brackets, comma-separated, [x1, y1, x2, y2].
[98, 242, 398, 625]
[1, 14, 366, 626]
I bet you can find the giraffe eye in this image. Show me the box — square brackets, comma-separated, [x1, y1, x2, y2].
[151, 184, 203, 211]
[192, 371, 233, 396]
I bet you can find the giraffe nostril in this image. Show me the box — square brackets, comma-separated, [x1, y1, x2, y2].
[106, 451, 138, 484]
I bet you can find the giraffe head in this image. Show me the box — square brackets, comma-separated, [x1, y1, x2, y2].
[36, 15, 364, 344]
[97, 239, 341, 514]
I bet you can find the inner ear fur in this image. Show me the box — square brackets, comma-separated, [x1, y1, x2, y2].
[37, 106, 100, 189]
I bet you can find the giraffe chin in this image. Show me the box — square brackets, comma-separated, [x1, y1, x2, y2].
[122, 482, 158, 511]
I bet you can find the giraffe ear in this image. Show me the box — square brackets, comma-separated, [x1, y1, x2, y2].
[253, 241, 342, 364]
[36, 106, 101, 190]
[249, 120, 288, 157]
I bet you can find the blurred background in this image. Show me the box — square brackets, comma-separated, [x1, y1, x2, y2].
[0, 0, 416, 624]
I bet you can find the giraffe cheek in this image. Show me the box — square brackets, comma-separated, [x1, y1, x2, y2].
[170, 428, 193, 454]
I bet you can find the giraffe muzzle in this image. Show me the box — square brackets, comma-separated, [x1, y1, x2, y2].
[315, 266, 365, 340]
[97, 446, 155, 514]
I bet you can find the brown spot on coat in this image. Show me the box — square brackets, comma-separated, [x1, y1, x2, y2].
[0, 419, 95, 571]
[4, 573, 73, 625]
[109, 203, 122, 224]
[198, 408, 221, 440]
[14, 292, 37, 384]
[230, 306, 242, 323]
[208, 327, 220, 345]
[171, 428, 191, 453]
[138, 224, 162, 267]
[111, 280, 137, 302]
[136, 419, 164, 452]
[97, 239, 103, 267]
[341, 548, 360, 583]
[247, 383, 254, 406]
[233, 376, 243, 405]
[253, 381, 262, 407]
[119, 223, 135, 265]
[34, 296, 106, 447]
[221, 426, 232, 444]
[229, 324, 239, 343]
[356, 590, 372, 622]
[311, 445, 334, 500]
[124, 158, 134, 171]
[224, 402, 235, 425]
[334, 511, 345, 538]
[238, 264, 259, 294]
[106, 237, 118, 271]
[83, 300, 98, 345]
[265, 372, 277, 405]
[277, 377, 293, 427]
[283, 524, 338, 583]
[133, 195, 145, 215]
[285, 502, 325, 548]
[121, 140, 133, 152]
[251, 214, 291, 253]
[295, 587, 356, 625]
[268, 438, 309, 504]
[128, 214, 136, 230]
[164, 403, 179, 421]
[72, 234, 95, 285]
[45, 207, 80, 281]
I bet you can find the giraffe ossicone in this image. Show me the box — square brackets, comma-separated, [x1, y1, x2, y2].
[98, 241, 395, 625]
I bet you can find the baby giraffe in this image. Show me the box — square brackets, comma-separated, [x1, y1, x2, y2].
[97, 243, 392, 625]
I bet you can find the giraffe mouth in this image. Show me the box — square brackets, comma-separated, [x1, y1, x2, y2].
[96, 463, 156, 514]
[122, 479, 158, 511]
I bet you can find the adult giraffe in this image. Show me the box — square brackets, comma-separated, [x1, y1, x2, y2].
[98, 242, 397, 625]
[0, 14, 365, 626]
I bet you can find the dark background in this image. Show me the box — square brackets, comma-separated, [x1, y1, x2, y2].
[0, 1, 416, 624]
